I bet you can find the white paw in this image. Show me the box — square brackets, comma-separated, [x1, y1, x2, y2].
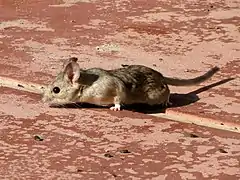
[110, 104, 121, 111]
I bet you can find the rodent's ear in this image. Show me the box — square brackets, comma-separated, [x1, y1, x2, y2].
[69, 57, 78, 62]
[63, 61, 80, 83]
[62, 57, 78, 68]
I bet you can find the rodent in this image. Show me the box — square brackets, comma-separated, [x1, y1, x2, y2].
[42, 57, 220, 111]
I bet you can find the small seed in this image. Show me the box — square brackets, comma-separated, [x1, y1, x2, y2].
[219, 148, 228, 153]
[104, 153, 113, 158]
[34, 135, 44, 141]
[189, 133, 199, 138]
[119, 149, 131, 154]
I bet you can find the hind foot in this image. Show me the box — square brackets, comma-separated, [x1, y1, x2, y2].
[110, 104, 121, 111]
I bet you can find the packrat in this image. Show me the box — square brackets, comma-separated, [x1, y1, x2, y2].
[42, 57, 219, 111]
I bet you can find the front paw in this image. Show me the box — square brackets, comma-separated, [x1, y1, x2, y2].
[110, 104, 121, 111]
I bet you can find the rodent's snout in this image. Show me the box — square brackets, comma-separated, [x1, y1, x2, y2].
[41, 96, 48, 103]
[41, 95, 57, 107]
[41, 92, 51, 103]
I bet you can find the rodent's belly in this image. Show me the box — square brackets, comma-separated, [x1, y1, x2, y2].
[81, 96, 114, 106]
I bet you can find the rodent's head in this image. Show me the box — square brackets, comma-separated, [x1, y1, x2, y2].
[42, 57, 81, 106]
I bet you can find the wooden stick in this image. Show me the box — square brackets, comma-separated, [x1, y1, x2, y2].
[1, 76, 238, 133]
[151, 110, 239, 133]
[0, 76, 46, 94]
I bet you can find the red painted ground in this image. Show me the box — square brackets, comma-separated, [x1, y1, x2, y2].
[0, 0, 239, 179]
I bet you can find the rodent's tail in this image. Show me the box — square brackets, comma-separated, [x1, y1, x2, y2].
[164, 66, 220, 86]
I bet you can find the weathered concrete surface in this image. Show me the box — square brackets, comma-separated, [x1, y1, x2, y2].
[0, 0, 240, 179]
[0, 88, 240, 179]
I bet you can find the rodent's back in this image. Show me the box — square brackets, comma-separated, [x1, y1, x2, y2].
[109, 65, 168, 104]
[110, 65, 165, 86]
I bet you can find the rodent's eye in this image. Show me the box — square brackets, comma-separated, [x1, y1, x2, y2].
[53, 87, 60, 94]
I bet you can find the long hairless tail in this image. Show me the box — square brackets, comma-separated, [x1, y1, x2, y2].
[163, 66, 220, 86]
